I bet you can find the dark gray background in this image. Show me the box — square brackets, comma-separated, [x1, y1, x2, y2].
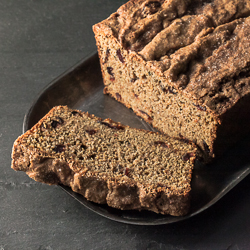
[1, 1, 250, 249]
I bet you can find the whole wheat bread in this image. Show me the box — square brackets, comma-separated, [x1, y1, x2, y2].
[11, 106, 196, 216]
[93, 0, 250, 161]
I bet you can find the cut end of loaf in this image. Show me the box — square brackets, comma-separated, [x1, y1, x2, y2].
[11, 106, 196, 216]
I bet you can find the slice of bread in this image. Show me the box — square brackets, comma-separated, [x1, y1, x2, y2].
[11, 106, 196, 216]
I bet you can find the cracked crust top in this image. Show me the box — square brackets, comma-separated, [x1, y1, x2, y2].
[95, 0, 250, 115]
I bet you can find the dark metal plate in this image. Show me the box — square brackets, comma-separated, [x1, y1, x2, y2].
[23, 53, 250, 225]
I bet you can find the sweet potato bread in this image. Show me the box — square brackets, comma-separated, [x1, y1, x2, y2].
[11, 106, 196, 216]
[93, 0, 250, 160]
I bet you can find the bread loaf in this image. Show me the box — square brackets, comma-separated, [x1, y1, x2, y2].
[93, 0, 250, 160]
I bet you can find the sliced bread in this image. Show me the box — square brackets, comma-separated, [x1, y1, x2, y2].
[11, 106, 196, 216]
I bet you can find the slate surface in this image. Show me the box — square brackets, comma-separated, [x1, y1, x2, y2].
[1, 1, 250, 249]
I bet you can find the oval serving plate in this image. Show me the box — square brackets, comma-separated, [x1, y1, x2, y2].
[23, 52, 250, 225]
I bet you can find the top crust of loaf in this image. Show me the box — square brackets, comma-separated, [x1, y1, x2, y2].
[93, 0, 250, 116]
